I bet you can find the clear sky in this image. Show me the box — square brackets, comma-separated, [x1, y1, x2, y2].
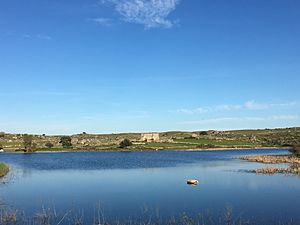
[0, 0, 300, 134]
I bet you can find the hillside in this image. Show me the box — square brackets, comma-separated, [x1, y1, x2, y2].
[0, 127, 299, 152]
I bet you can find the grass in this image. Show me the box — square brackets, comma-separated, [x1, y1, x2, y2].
[1, 127, 299, 152]
[140, 139, 258, 150]
[0, 204, 272, 225]
[0, 163, 9, 177]
[136, 138, 270, 149]
[176, 138, 257, 147]
[143, 142, 196, 148]
[35, 146, 66, 152]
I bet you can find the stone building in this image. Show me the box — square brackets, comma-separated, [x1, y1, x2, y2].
[141, 133, 160, 142]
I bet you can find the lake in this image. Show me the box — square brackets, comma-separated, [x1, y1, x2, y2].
[0, 149, 300, 224]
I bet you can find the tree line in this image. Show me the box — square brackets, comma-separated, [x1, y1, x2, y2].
[20, 135, 132, 152]
[22, 135, 73, 152]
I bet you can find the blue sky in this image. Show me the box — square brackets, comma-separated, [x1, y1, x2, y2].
[0, 0, 300, 134]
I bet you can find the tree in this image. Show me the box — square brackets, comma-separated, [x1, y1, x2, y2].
[45, 142, 54, 149]
[289, 146, 300, 157]
[59, 136, 72, 148]
[0, 132, 5, 138]
[31, 143, 37, 151]
[23, 134, 33, 151]
[119, 139, 132, 148]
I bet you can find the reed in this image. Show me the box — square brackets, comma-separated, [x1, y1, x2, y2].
[0, 163, 9, 177]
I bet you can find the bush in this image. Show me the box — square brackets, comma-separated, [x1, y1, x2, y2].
[45, 142, 54, 149]
[0, 163, 9, 177]
[119, 139, 132, 148]
[59, 136, 72, 149]
[196, 144, 216, 149]
[184, 136, 196, 139]
[23, 134, 34, 152]
[289, 146, 300, 157]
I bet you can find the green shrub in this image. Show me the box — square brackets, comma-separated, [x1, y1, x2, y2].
[199, 131, 208, 135]
[23, 134, 34, 152]
[119, 139, 132, 148]
[289, 146, 300, 157]
[59, 136, 72, 148]
[45, 142, 54, 148]
[0, 163, 9, 177]
[196, 144, 216, 149]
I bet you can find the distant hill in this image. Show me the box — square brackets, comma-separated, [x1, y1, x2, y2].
[0, 127, 299, 152]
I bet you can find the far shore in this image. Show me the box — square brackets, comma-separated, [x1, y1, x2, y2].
[1, 146, 289, 154]
[1, 127, 298, 155]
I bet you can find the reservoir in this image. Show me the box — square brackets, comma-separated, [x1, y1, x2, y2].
[0, 149, 299, 224]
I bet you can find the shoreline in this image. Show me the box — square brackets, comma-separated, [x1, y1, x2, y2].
[1, 146, 289, 154]
[37, 146, 289, 153]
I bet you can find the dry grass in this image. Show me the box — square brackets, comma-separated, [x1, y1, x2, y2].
[240, 155, 300, 175]
[240, 155, 300, 164]
[0, 163, 9, 177]
[0, 204, 262, 225]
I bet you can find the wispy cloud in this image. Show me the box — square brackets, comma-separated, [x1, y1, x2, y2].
[100, 0, 180, 29]
[37, 34, 52, 40]
[244, 100, 297, 110]
[22, 33, 52, 40]
[22, 34, 32, 39]
[175, 100, 298, 115]
[176, 104, 241, 115]
[0, 91, 77, 97]
[179, 115, 300, 125]
[88, 17, 113, 26]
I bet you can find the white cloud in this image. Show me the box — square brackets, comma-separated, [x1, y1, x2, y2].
[177, 115, 300, 131]
[101, 0, 180, 29]
[244, 100, 268, 110]
[179, 115, 300, 125]
[175, 104, 241, 115]
[22, 34, 32, 39]
[269, 115, 300, 120]
[22, 33, 52, 40]
[88, 17, 112, 26]
[37, 34, 52, 40]
[175, 100, 298, 115]
[244, 100, 298, 110]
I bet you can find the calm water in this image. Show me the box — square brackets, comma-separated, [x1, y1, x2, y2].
[0, 149, 300, 224]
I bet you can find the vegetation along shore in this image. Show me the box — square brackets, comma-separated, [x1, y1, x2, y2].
[0, 203, 286, 225]
[0, 127, 299, 153]
[240, 146, 300, 175]
[0, 163, 9, 177]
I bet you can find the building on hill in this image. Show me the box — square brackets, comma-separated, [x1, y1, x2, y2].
[141, 133, 160, 142]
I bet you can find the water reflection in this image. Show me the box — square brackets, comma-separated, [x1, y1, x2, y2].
[0, 149, 299, 224]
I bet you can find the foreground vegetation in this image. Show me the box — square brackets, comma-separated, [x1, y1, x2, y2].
[0, 204, 293, 225]
[0, 127, 299, 152]
[0, 163, 9, 177]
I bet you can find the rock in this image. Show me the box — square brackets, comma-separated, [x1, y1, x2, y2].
[187, 179, 199, 185]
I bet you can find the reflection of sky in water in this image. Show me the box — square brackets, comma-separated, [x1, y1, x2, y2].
[0, 149, 300, 224]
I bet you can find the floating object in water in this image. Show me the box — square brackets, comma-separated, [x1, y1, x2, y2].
[187, 179, 199, 185]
